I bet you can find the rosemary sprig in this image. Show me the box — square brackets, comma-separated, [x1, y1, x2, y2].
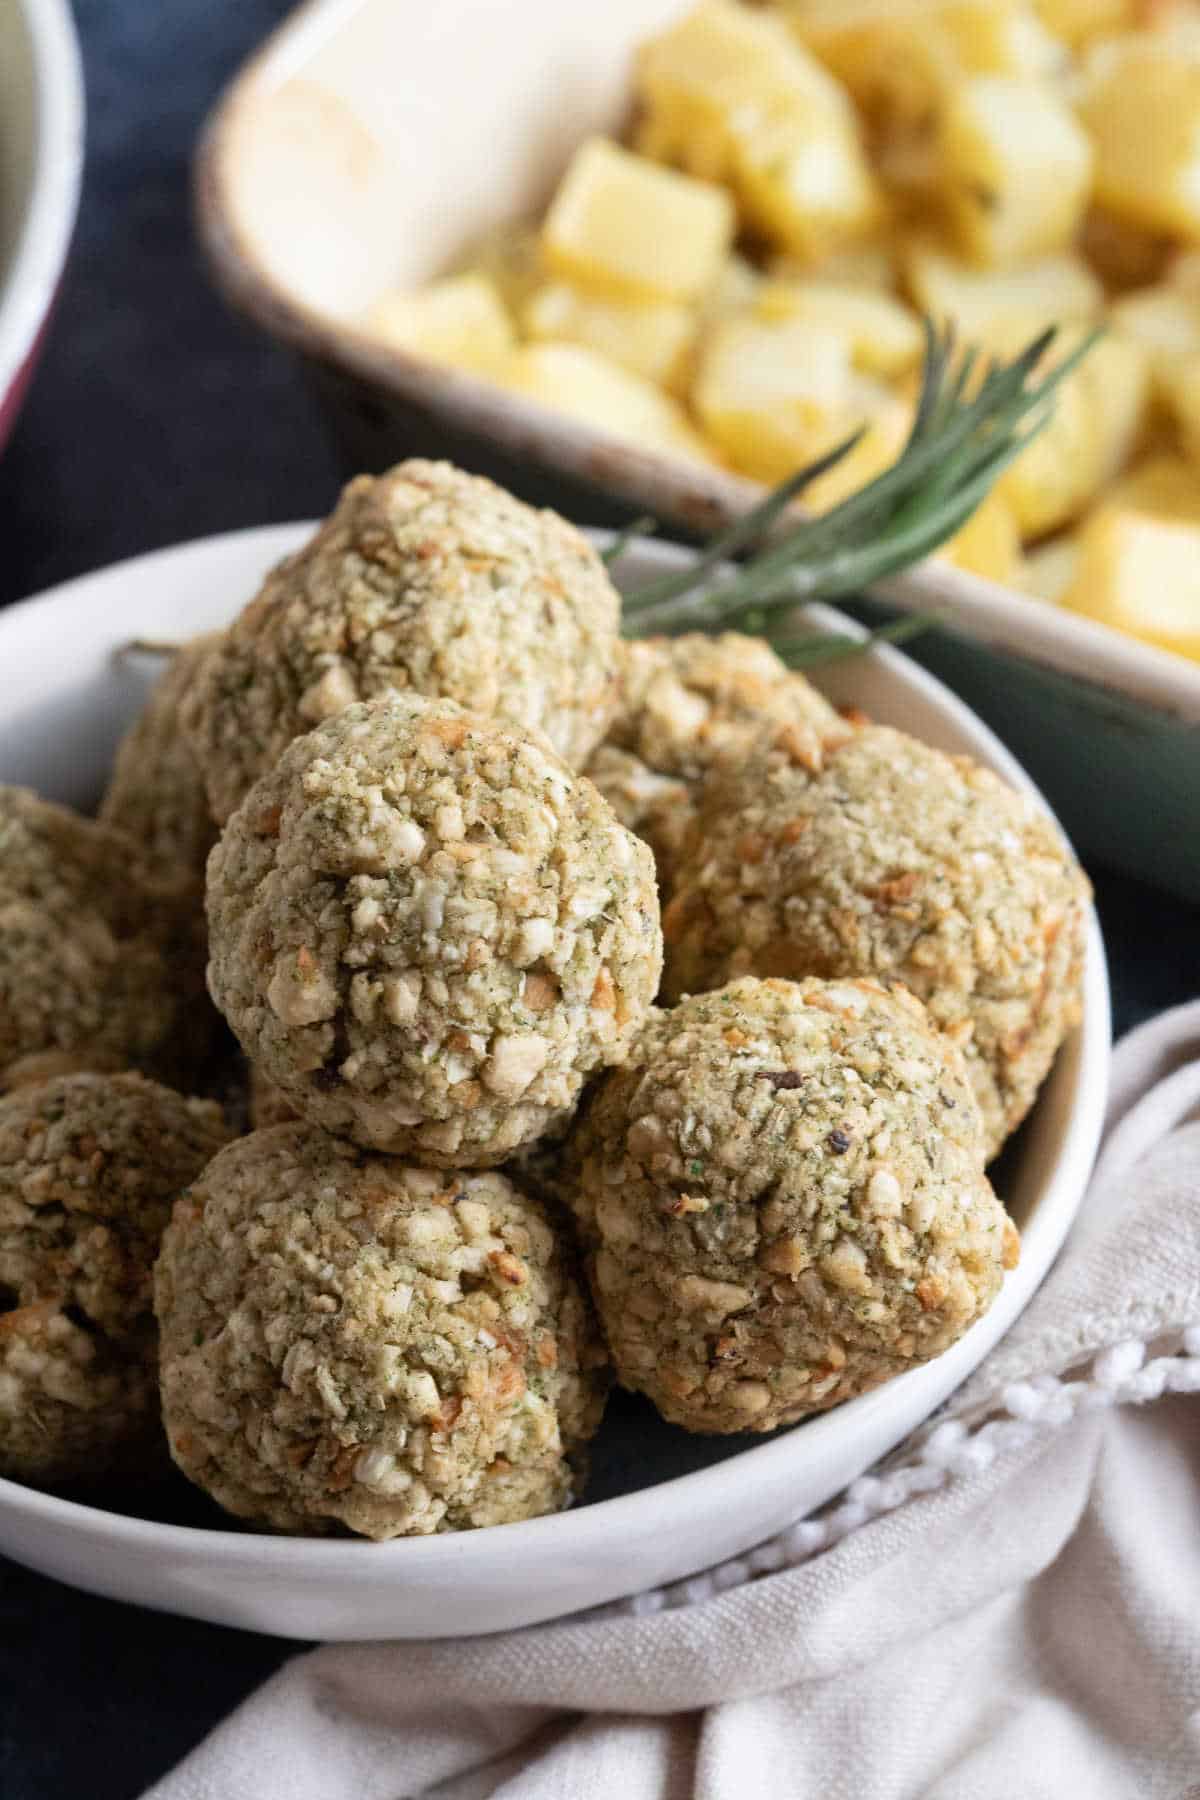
[601, 514, 659, 566]
[771, 609, 945, 670]
[620, 320, 1099, 644]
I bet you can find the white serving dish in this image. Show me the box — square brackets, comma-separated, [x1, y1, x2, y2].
[0, 523, 1109, 1641]
[0, 0, 83, 448]
[195, 0, 1200, 901]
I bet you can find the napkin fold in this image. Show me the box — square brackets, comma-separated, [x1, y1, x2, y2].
[148, 1004, 1200, 1800]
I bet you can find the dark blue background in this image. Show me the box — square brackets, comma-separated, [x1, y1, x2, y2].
[0, 4, 1196, 1794]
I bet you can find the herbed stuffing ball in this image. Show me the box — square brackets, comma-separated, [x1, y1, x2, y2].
[663, 724, 1090, 1157]
[207, 693, 662, 1165]
[0, 1073, 230, 1485]
[182, 459, 624, 824]
[586, 632, 849, 893]
[0, 786, 213, 1087]
[155, 1125, 608, 1538]
[99, 635, 220, 898]
[567, 976, 1014, 1435]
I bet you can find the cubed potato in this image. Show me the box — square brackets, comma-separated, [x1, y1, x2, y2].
[636, 1, 881, 259]
[494, 343, 717, 465]
[691, 315, 909, 496]
[782, 1, 1063, 127]
[522, 283, 696, 392]
[995, 328, 1149, 537]
[938, 77, 1093, 267]
[362, 275, 514, 372]
[1108, 453, 1200, 522]
[1167, 247, 1200, 291]
[541, 138, 733, 304]
[1021, 533, 1079, 601]
[1163, 351, 1200, 470]
[755, 280, 924, 376]
[703, 255, 763, 320]
[637, 0, 853, 172]
[1032, 0, 1132, 46]
[691, 314, 854, 482]
[1060, 505, 1200, 660]
[1110, 284, 1200, 401]
[772, 239, 899, 290]
[902, 240, 1103, 336]
[936, 492, 1025, 582]
[1077, 40, 1200, 243]
[802, 378, 914, 511]
[730, 110, 883, 262]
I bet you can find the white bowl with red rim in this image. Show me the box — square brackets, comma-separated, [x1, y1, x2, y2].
[0, 0, 84, 450]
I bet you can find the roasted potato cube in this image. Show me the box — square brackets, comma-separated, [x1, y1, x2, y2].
[1021, 534, 1079, 602]
[1108, 454, 1200, 522]
[1032, 0, 1132, 45]
[772, 239, 899, 291]
[636, 1, 881, 259]
[692, 314, 853, 481]
[703, 255, 763, 320]
[937, 492, 1025, 582]
[1164, 352, 1200, 470]
[1061, 505, 1200, 660]
[494, 342, 717, 465]
[755, 280, 924, 376]
[996, 327, 1149, 537]
[783, 0, 1063, 128]
[1077, 39, 1200, 243]
[363, 275, 514, 371]
[692, 314, 908, 494]
[1110, 283, 1200, 402]
[541, 138, 734, 304]
[938, 77, 1093, 267]
[903, 240, 1103, 336]
[802, 379, 914, 511]
[522, 283, 696, 392]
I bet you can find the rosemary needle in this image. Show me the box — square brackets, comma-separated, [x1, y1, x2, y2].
[620, 320, 1099, 652]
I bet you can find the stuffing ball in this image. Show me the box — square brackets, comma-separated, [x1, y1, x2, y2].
[100, 636, 219, 897]
[663, 725, 1090, 1156]
[246, 1065, 297, 1133]
[0, 1073, 230, 1485]
[155, 1125, 608, 1538]
[207, 694, 662, 1165]
[0, 786, 215, 1086]
[586, 633, 849, 892]
[183, 460, 623, 823]
[567, 976, 1015, 1434]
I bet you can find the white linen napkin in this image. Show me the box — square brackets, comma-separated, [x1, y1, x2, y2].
[147, 1003, 1200, 1800]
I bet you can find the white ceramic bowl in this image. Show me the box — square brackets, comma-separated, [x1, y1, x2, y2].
[0, 525, 1110, 1641]
[0, 0, 83, 448]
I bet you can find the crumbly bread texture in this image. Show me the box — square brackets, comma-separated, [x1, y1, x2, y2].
[586, 633, 849, 893]
[99, 636, 219, 897]
[567, 976, 1014, 1434]
[207, 694, 662, 1165]
[663, 725, 1089, 1156]
[0, 786, 216, 1087]
[182, 460, 623, 823]
[0, 1072, 230, 1484]
[156, 1125, 608, 1537]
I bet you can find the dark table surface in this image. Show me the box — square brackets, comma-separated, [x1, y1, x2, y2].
[1, 4, 1197, 1795]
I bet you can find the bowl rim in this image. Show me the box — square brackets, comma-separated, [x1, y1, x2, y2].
[0, 0, 84, 403]
[0, 519, 1111, 1578]
[193, 0, 1200, 725]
